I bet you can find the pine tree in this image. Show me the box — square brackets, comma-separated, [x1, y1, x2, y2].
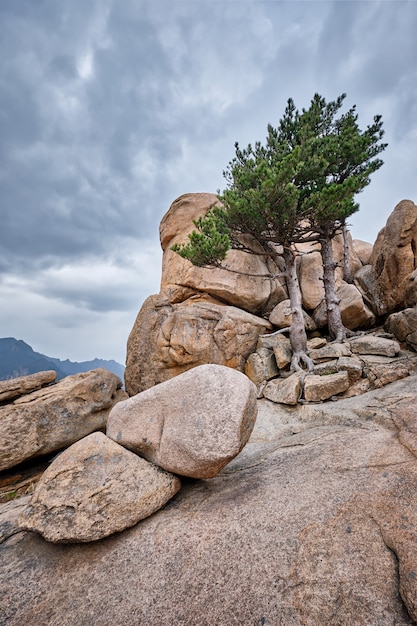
[173, 94, 386, 367]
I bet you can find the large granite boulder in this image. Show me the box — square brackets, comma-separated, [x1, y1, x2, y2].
[125, 292, 271, 396]
[369, 199, 417, 315]
[18, 432, 181, 543]
[0, 369, 126, 471]
[160, 192, 287, 314]
[108, 364, 257, 479]
[3, 375, 417, 624]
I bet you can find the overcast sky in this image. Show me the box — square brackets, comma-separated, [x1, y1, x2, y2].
[0, 0, 416, 364]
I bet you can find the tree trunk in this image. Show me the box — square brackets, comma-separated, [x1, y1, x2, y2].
[320, 235, 347, 342]
[282, 247, 314, 372]
[342, 221, 353, 284]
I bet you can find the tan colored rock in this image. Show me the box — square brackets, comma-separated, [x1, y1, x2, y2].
[309, 342, 352, 362]
[340, 378, 371, 398]
[304, 371, 350, 402]
[244, 348, 278, 386]
[298, 250, 325, 310]
[263, 373, 302, 405]
[269, 299, 316, 330]
[0, 370, 57, 403]
[352, 239, 373, 266]
[370, 199, 417, 314]
[313, 283, 375, 330]
[18, 432, 181, 543]
[108, 364, 257, 479]
[125, 293, 272, 396]
[296, 235, 362, 312]
[336, 356, 363, 383]
[349, 335, 400, 357]
[4, 377, 417, 624]
[273, 336, 293, 369]
[160, 193, 287, 314]
[385, 307, 417, 351]
[307, 336, 328, 350]
[404, 270, 417, 308]
[0, 369, 126, 472]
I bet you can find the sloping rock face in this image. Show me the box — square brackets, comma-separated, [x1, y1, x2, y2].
[2, 375, 417, 624]
[18, 432, 181, 543]
[125, 292, 271, 395]
[108, 364, 257, 479]
[0, 369, 127, 471]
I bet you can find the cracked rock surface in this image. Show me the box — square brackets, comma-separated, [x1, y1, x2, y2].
[2, 374, 417, 624]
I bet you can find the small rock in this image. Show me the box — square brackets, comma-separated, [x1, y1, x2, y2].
[18, 432, 181, 543]
[263, 373, 302, 405]
[273, 337, 293, 369]
[309, 342, 352, 362]
[349, 335, 400, 357]
[244, 348, 279, 386]
[304, 372, 350, 402]
[336, 356, 363, 383]
[107, 364, 257, 479]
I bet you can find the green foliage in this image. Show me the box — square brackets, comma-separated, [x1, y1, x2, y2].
[171, 209, 230, 267]
[173, 93, 387, 265]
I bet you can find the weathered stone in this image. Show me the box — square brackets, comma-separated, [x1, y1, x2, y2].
[18, 432, 181, 543]
[336, 356, 363, 383]
[340, 378, 371, 398]
[365, 362, 411, 389]
[309, 342, 352, 362]
[349, 335, 400, 357]
[370, 199, 417, 314]
[263, 373, 302, 405]
[353, 239, 373, 266]
[272, 336, 293, 369]
[313, 359, 339, 377]
[0, 370, 57, 403]
[385, 307, 417, 351]
[405, 270, 417, 308]
[269, 299, 316, 330]
[298, 250, 325, 310]
[108, 364, 257, 479]
[244, 348, 279, 386]
[304, 371, 350, 402]
[0, 369, 126, 472]
[127, 294, 272, 395]
[307, 337, 328, 350]
[3, 376, 417, 624]
[125, 293, 272, 395]
[313, 283, 375, 330]
[160, 193, 287, 314]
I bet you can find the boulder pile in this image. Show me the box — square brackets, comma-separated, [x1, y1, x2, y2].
[18, 365, 258, 542]
[125, 194, 417, 397]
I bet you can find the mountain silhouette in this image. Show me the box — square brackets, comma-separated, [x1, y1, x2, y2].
[0, 338, 124, 382]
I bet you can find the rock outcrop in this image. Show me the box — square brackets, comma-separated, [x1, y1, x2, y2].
[108, 364, 257, 479]
[366, 199, 417, 315]
[126, 193, 404, 397]
[3, 375, 417, 624]
[0, 368, 126, 471]
[18, 432, 181, 543]
[125, 292, 271, 396]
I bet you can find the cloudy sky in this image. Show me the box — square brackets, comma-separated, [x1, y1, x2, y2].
[0, 0, 416, 364]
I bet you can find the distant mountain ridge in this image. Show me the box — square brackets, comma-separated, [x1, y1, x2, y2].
[0, 338, 125, 382]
